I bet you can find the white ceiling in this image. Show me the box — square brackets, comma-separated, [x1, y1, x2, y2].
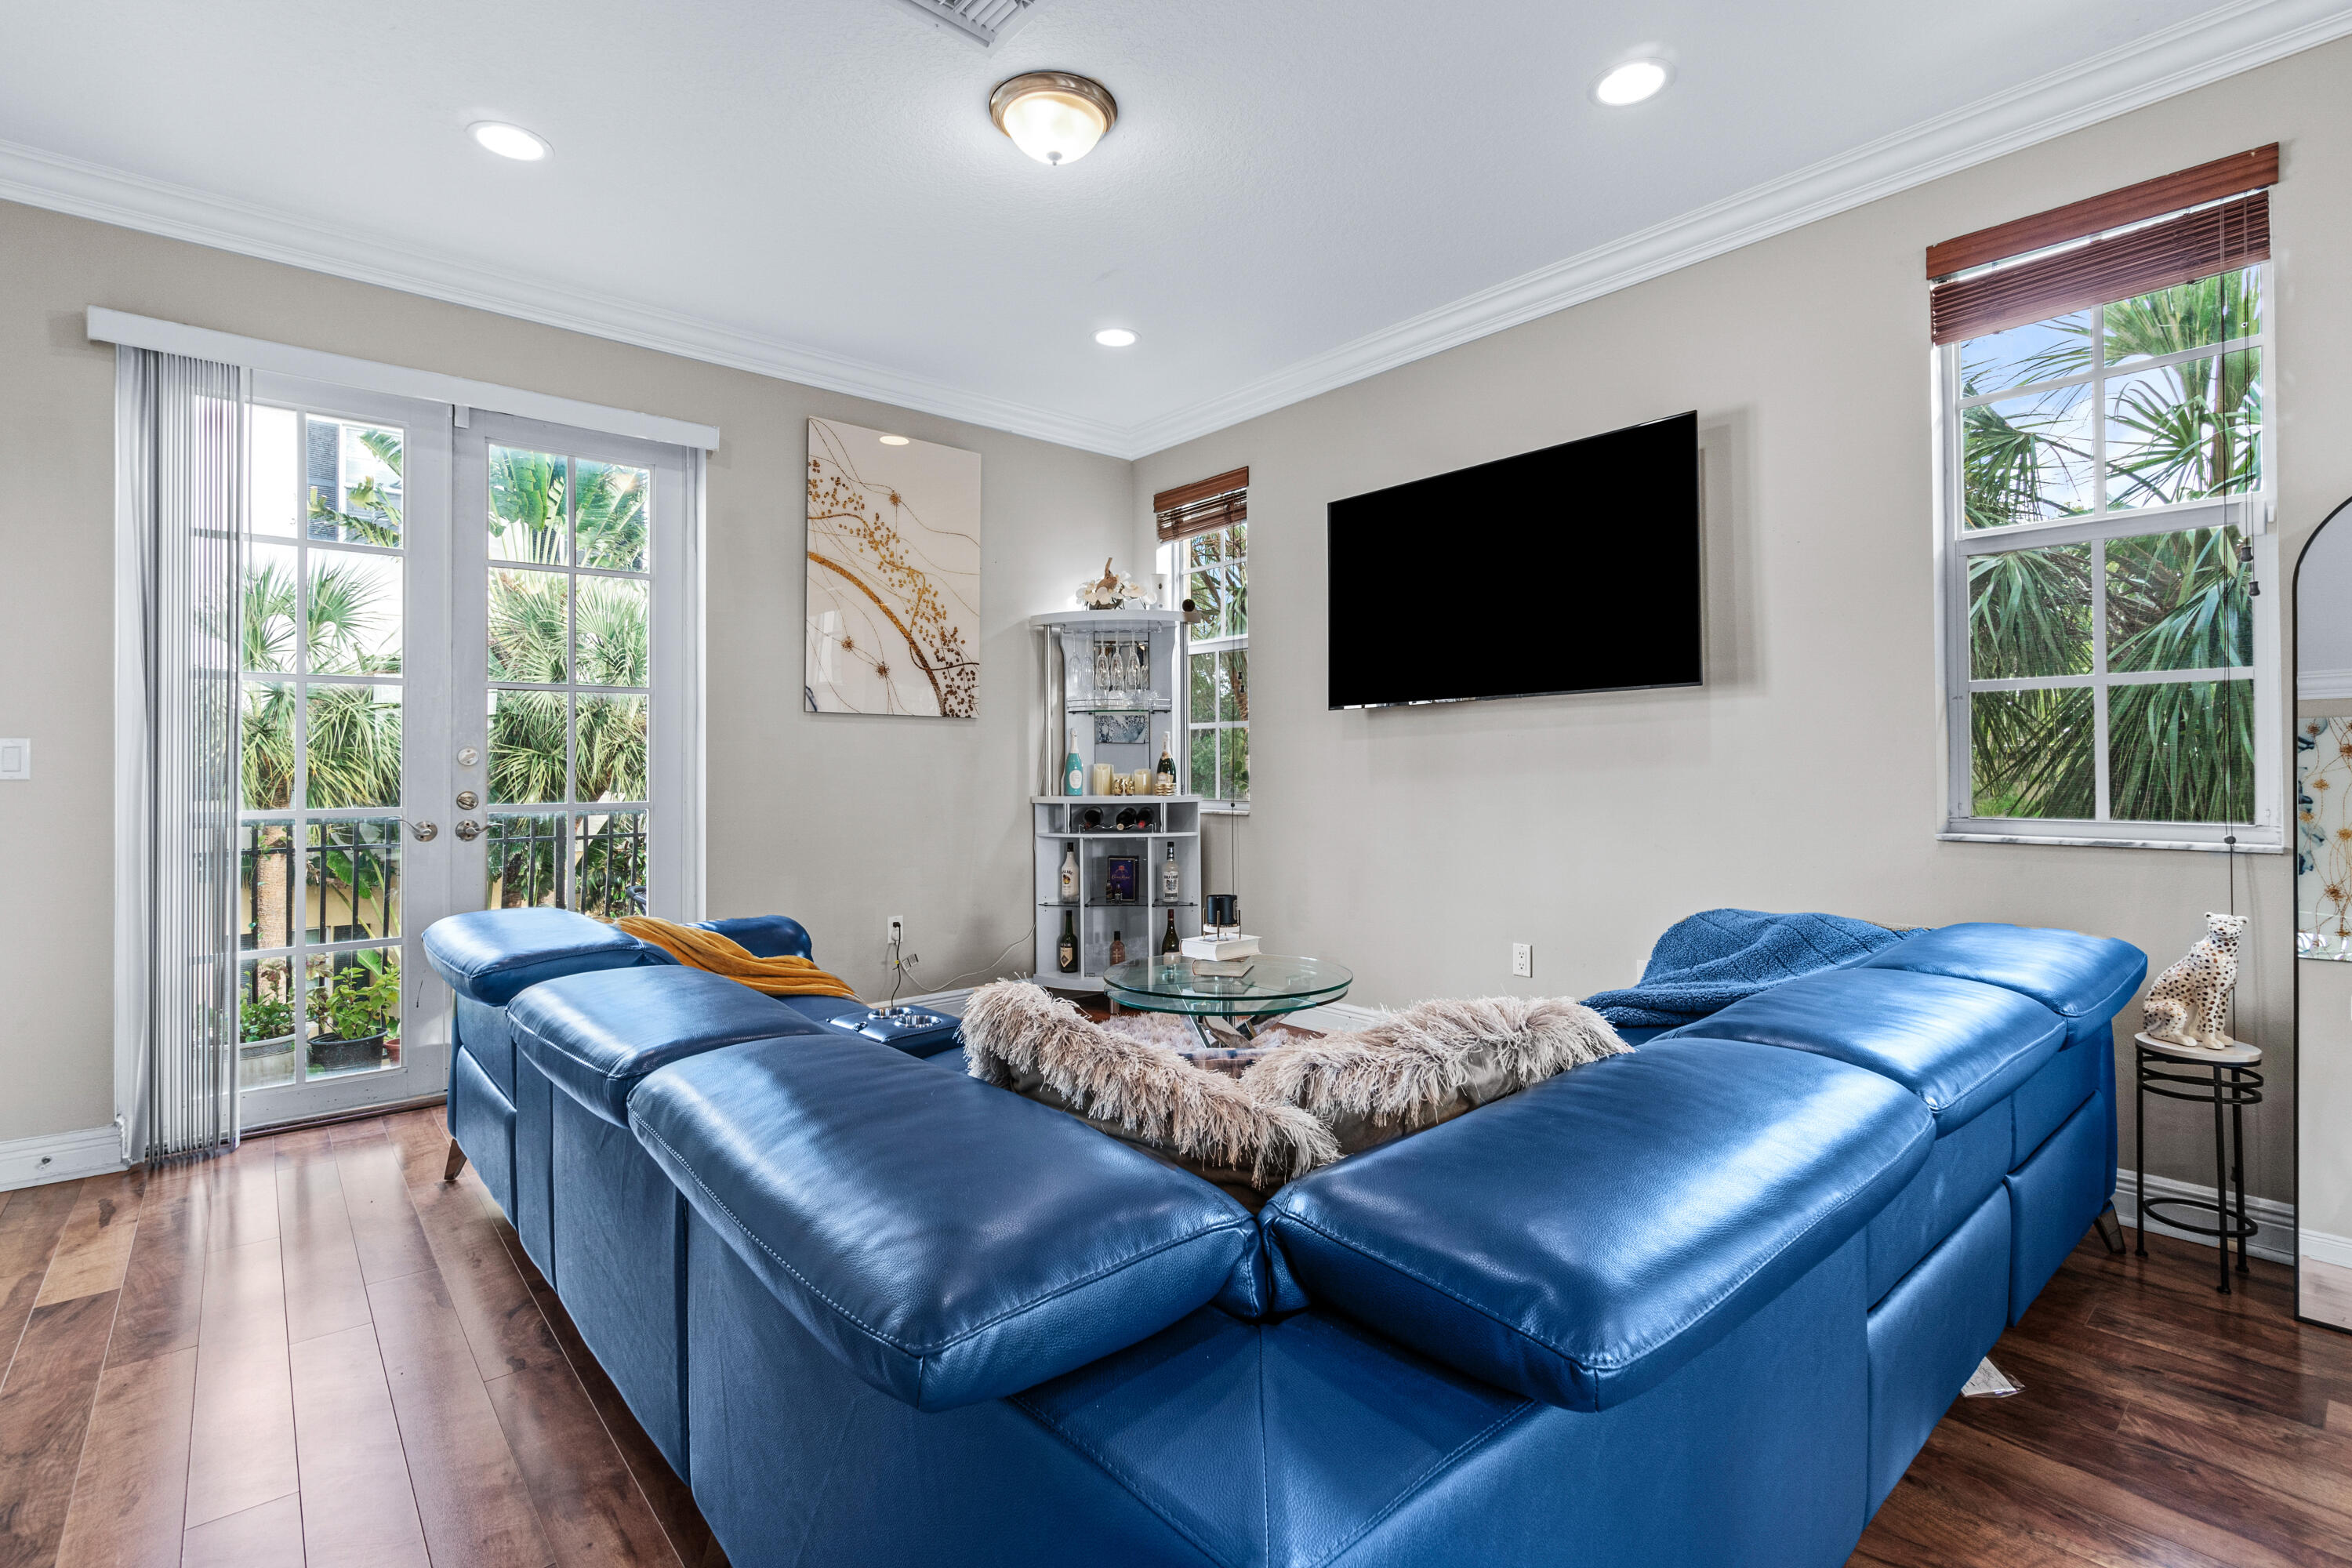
[1, 0, 2342, 457]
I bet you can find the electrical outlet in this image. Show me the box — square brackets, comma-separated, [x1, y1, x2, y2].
[887, 916, 905, 949]
[1511, 942, 1533, 978]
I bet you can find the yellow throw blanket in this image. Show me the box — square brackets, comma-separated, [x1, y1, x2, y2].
[617, 916, 859, 1000]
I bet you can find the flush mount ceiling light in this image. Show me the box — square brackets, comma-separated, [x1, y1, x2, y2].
[470, 121, 550, 161]
[989, 72, 1117, 165]
[1093, 328, 1138, 347]
[1592, 60, 1670, 107]
[878, 434, 911, 445]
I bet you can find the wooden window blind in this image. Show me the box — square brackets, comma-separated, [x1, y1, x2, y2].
[1153, 467, 1247, 541]
[1926, 144, 2277, 346]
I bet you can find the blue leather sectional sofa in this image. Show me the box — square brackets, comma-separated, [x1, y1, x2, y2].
[422, 912, 2142, 1568]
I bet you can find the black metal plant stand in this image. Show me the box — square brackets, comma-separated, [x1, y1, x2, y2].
[2132, 1033, 2263, 1294]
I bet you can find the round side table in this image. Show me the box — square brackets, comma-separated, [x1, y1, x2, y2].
[2132, 1032, 2263, 1294]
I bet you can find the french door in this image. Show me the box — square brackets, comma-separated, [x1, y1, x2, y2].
[237, 391, 695, 1127]
[237, 376, 455, 1124]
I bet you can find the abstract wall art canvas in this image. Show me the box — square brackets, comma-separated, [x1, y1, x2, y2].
[804, 418, 982, 717]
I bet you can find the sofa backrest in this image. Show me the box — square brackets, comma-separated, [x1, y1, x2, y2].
[1262, 1040, 1934, 1411]
[509, 966, 822, 1127]
[630, 1036, 1265, 1411]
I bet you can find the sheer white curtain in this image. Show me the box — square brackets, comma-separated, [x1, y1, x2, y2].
[116, 347, 246, 1162]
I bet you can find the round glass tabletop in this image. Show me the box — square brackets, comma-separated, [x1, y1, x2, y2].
[1101, 954, 1353, 1017]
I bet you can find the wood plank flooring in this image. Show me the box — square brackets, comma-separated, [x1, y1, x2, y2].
[0, 1108, 719, 1568]
[0, 1104, 2345, 1566]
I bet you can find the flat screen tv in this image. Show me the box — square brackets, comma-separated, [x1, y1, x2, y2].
[1327, 411, 1700, 709]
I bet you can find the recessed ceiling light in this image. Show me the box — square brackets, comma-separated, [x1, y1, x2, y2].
[470, 121, 550, 161]
[1094, 328, 1138, 348]
[990, 72, 1117, 166]
[1593, 60, 1670, 107]
[878, 434, 911, 445]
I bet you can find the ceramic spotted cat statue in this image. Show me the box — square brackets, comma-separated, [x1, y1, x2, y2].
[2141, 911, 2249, 1050]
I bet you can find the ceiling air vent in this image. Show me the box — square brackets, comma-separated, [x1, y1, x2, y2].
[890, 0, 1040, 49]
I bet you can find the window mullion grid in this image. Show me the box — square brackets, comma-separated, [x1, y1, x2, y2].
[2090, 537, 2111, 822]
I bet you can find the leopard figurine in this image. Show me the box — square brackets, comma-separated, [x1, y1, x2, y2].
[2141, 911, 2249, 1050]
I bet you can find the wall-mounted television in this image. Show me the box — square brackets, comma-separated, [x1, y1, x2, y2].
[1327, 411, 1700, 710]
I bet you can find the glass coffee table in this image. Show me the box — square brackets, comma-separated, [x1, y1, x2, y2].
[1102, 954, 1354, 1046]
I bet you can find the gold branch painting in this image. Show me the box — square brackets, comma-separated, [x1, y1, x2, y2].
[804, 419, 982, 717]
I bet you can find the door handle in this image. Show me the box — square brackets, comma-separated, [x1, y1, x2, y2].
[454, 820, 483, 841]
[408, 821, 439, 842]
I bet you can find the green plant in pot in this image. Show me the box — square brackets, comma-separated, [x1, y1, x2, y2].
[240, 996, 296, 1048]
[307, 961, 400, 1074]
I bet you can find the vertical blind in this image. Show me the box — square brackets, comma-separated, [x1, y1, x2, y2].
[1926, 144, 2277, 344]
[118, 347, 246, 1162]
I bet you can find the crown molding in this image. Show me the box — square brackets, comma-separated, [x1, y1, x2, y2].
[0, 138, 1132, 456]
[1121, 0, 2352, 458]
[1, 0, 2345, 464]
[2299, 666, 2352, 699]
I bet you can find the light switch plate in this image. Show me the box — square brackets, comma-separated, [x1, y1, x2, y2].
[0, 739, 27, 779]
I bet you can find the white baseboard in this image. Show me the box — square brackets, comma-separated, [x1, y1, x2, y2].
[2114, 1170, 2296, 1265]
[0, 1124, 130, 1192]
[2299, 1225, 2352, 1272]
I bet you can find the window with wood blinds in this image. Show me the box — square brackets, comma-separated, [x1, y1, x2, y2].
[1152, 469, 1249, 804]
[1929, 146, 2281, 851]
[1153, 467, 1247, 542]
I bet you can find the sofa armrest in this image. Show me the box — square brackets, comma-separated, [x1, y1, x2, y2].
[693, 915, 815, 961]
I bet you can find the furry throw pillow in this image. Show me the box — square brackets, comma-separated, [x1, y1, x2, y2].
[960, 982, 1629, 1195]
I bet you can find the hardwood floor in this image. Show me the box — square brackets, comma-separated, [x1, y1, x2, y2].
[0, 1107, 720, 1568]
[0, 1104, 2345, 1566]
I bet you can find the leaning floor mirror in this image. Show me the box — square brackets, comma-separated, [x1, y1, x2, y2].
[2296, 495, 2352, 1330]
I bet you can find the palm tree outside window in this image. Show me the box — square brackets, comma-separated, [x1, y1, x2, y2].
[1944, 262, 2278, 848]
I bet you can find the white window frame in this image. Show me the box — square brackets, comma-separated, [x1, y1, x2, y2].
[1161, 525, 1249, 811]
[1934, 261, 2281, 851]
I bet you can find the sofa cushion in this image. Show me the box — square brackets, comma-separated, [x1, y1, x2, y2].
[510, 966, 819, 1127]
[422, 908, 662, 1007]
[1659, 967, 2065, 1135]
[631, 1036, 1259, 1411]
[1262, 1040, 1933, 1411]
[1860, 923, 2145, 1022]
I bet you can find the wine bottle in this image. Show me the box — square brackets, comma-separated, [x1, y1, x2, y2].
[1157, 731, 1177, 789]
[1161, 843, 1180, 900]
[1064, 728, 1083, 797]
[1057, 910, 1078, 974]
[1059, 844, 1079, 902]
[1160, 909, 1180, 956]
[1109, 930, 1127, 966]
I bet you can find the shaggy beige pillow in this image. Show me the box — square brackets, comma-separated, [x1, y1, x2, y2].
[960, 982, 1337, 1199]
[959, 982, 1629, 1196]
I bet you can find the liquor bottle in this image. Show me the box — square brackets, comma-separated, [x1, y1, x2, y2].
[1064, 728, 1084, 797]
[1059, 844, 1079, 902]
[1161, 843, 1180, 900]
[1056, 910, 1077, 973]
[1109, 929, 1127, 966]
[1156, 732, 1177, 790]
[1160, 909, 1180, 956]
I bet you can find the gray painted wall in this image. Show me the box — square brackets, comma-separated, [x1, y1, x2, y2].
[1139, 40, 2352, 1205]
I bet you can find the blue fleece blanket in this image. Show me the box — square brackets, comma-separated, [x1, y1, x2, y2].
[1583, 909, 1916, 1029]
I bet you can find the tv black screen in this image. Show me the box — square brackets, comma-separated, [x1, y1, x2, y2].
[1327, 411, 1700, 709]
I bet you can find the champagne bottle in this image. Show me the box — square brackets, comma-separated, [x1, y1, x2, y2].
[1059, 843, 1079, 902]
[1156, 731, 1177, 791]
[1064, 728, 1083, 797]
[1057, 910, 1077, 974]
[1109, 929, 1127, 966]
[1160, 909, 1180, 956]
[1161, 843, 1180, 900]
